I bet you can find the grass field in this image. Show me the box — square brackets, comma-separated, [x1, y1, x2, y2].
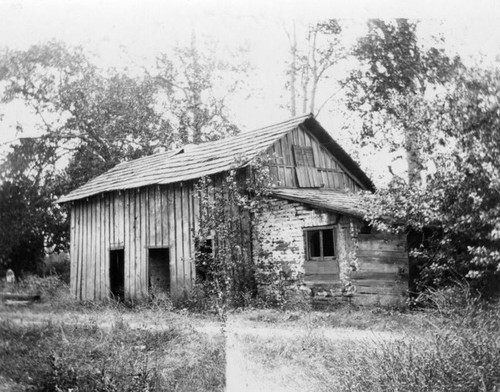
[0, 306, 225, 392]
[0, 279, 499, 392]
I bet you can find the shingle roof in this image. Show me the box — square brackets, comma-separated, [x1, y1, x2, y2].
[59, 114, 374, 203]
[271, 188, 367, 218]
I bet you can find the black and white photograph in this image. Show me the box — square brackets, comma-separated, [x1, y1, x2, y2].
[0, 1, 499, 391]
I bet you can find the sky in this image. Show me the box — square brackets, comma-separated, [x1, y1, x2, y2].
[0, 0, 499, 183]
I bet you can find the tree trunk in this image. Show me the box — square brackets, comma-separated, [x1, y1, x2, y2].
[289, 21, 297, 117]
[309, 28, 319, 114]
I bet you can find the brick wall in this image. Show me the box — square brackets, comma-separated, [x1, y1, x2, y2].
[253, 198, 362, 295]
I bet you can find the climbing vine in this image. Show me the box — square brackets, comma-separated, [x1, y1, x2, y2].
[192, 155, 275, 316]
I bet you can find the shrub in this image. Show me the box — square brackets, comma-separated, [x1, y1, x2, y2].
[40, 252, 71, 284]
[14, 274, 68, 297]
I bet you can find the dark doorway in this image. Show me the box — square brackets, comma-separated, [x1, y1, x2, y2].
[110, 249, 125, 300]
[149, 248, 170, 294]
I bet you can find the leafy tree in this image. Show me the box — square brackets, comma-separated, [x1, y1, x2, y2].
[0, 42, 173, 189]
[0, 39, 246, 275]
[153, 33, 246, 144]
[345, 19, 460, 183]
[0, 138, 68, 276]
[60, 72, 172, 189]
[364, 67, 500, 296]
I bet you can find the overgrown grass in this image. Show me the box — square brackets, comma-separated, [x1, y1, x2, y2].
[0, 318, 224, 391]
[238, 291, 500, 392]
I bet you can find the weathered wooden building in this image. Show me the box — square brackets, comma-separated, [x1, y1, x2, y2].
[59, 114, 408, 305]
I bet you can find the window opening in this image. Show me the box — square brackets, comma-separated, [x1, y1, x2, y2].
[305, 226, 335, 261]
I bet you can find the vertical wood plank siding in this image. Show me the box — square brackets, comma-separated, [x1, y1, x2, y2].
[267, 126, 363, 192]
[70, 182, 199, 300]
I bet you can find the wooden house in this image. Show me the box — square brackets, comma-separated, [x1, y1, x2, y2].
[59, 114, 409, 305]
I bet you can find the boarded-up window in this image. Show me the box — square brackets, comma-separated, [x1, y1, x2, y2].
[293, 145, 321, 187]
[305, 226, 335, 261]
[293, 145, 315, 167]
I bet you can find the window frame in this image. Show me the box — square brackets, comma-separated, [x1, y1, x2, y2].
[292, 145, 315, 167]
[304, 225, 336, 262]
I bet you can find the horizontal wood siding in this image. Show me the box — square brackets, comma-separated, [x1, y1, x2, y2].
[353, 233, 409, 303]
[71, 182, 200, 300]
[267, 126, 363, 191]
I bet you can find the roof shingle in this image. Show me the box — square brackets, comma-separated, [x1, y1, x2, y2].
[271, 188, 367, 218]
[59, 114, 374, 203]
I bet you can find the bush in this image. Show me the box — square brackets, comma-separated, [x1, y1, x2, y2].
[40, 252, 71, 283]
[14, 274, 68, 297]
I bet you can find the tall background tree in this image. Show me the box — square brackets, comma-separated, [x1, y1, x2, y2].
[285, 20, 345, 116]
[0, 39, 247, 275]
[344, 19, 460, 184]
[343, 20, 499, 296]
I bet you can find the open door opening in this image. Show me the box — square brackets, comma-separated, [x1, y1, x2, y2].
[110, 249, 125, 300]
[149, 248, 170, 295]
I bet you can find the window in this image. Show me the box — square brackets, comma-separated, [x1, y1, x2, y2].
[305, 226, 335, 261]
[292, 145, 315, 167]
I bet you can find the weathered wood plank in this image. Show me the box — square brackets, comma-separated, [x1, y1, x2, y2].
[85, 199, 94, 300]
[354, 278, 406, 288]
[140, 188, 148, 297]
[147, 187, 155, 247]
[77, 202, 83, 299]
[82, 199, 89, 300]
[70, 204, 77, 298]
[296, 167, 310, 187]
[268, 165, 278, 184]
[95, 196, 101, 300]
[189, 185, 195, 285]
[182, 184, 192, 291]
[357, 240, 407, 252]
[304, 260, 340, 274]
[112, 194, 118, 245]
[175, 185, 184, 294]
[103, 194, 110, 298]
[304, 273, 340, 284]
[75, 203, 81, 299]
[274, 140, 283, 164]
[154, 185, 162, 247]
[123, 191, 131, 300]
[357, 252, 408, 264]
[81, 202, 87, 299]
[282, 133, 292, 165]
[161, 186, 169, 247]
[291, 127, 300, 146]
[312, 140, 321, 168]
[351, 271, 407, 280]
[130, 190, 138, 299]
[167, 186, 176, 296]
